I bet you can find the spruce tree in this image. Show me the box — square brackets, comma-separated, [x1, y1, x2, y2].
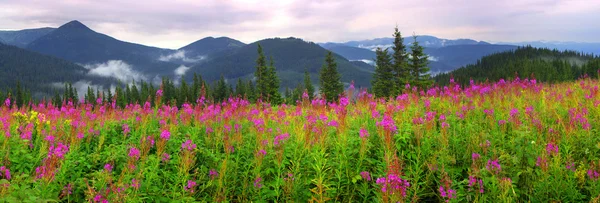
[131, 83, 140, 104]
[254, 44, 268, 99]
[319, 51, 343, 102]
[247, 80, 257, 102]
[409, 35, 432, 89]
[304, 69, 315, 100]
[392, 26, 409, 94]
[372, 48, 395, 98]
[265, 57, 282, 105]
[235, 78, 247, 98]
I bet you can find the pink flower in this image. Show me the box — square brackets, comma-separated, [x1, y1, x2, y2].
[131, 178, 140, 190]
[486, 159, 501, 174]
[185, 180, 197, 193]
[122, 124, 130, 136]
[254, 177, 263, 188]
[360, 171, 371, 181]
[209, 169, 219, 180]
[129, 147, 140, 160]
[472, 153, 481, 161]
[104, 164, 113, 172]
[256, 149, 267, 157]
[274, 133, 290, 146]
[161, 153, 170, 162]
[376, 174, 410, 197]
[156, 89, 163, 97]
[546, 142, 559, 156]
[439, 186, 457, 201]
[181, 140, 197, 151]
[160, 130, 171, 140]
[0, 166, 11, 180]
[359, 128, 369, 138]
[4, 98, 10, 107]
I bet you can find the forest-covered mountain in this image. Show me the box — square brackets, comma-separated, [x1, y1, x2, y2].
[26, 20, 180, 76]
[189, 37, 373, 89]
[320, 36, 517, 74]
[179, 37, 246, 58]
[0, 27, 55, 48]
[497, 41, 600, 56]
[0, 42, 113, 95]
[434, 46, 600, 86]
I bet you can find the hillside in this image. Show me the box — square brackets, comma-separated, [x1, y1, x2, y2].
[321, 38, 517, 74]
[424, 44, 517, 68]
[179, 37, 246, 58]
[0, 43, 110, 94]
[26, 20, 179, 76]
[189, 37, 373, 89]
[0, 27, 55, 48]
[434, 46, 599, 86]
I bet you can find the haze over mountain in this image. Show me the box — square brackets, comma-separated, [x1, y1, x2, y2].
[320, 36, 517, 74]
[494, 41, 600, 56]
[1, 19, 597, 97]
[189, 37, 372, 89]
[0, 28, 55, 48]
[26, 20, 180, 80]
[179, 37, 245, 58]
[0, 43, 115, 97]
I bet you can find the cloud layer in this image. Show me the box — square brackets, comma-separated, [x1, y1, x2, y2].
[84, 60, 146, 83]
[159, 50, 205, 63]
[1, 0, 598, 48]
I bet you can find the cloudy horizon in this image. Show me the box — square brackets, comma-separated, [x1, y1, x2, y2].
[1, 0, 598, 49]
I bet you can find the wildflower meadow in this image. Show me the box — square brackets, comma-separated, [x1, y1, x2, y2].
[1, 77, 599, 202]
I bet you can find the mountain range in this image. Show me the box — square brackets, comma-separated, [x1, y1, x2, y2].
[0, 20, 597, 97]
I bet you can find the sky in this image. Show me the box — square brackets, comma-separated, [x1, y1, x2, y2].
[1, 0, 599, 49]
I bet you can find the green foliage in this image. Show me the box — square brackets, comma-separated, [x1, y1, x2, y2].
[372, 48, 395, 98]
[304, 69, 315, 100]
[409, 35, 433, 89]
[319, 51, 344, 102]
[392, 26, 410, 94]
[434, 46, 599, 86]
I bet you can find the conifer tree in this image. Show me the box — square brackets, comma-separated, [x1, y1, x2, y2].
[319, 51, 343, 102]
[304, 69, 315, 100]
[265, 57, 282, 104]
[247, 80, 257, 102]
[131, 82, 140, 104]
[254, 44, 268, 99]
[392, 26, 409, 94]
[409, 35, 432, 89]
[372, 48, 395, 98]
[235, 78, 247, 98]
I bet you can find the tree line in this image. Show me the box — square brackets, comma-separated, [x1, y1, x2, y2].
[434, 46, 600, 86]
[371, 27, 433, 98]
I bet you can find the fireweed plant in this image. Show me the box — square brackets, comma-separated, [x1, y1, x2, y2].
[0, 77, 599, 202]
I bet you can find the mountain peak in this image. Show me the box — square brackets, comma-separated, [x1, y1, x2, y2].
[59, 20, 91, 30]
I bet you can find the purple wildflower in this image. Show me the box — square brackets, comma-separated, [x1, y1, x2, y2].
[161, 153, 170, 162]
[129, 147, 140, 160]
[131, 178, 140, 190]
[185, 180, 197, 193]
[359, 128, 369, 138]
[104, 164, 113, 172]
[360, 171, 371, 181]
[254, 177, 263, 189]
[472, 153, 481, 161]
[486, 159, 501, 174]
[546, 142, 559, 156]
[181, 140, 197, 151]
[160, 129, 171, 140]
[256, 149, 267, 157]
[209, 169, 219, 180]
[0, 166, 11, 180]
